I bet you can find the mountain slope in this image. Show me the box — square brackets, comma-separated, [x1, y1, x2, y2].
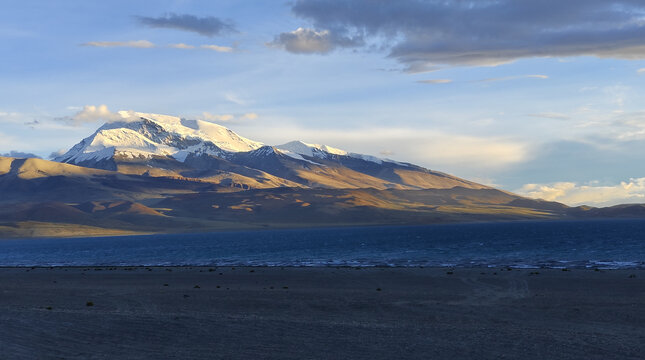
[275, 141, 486, 189]
[0, 156, 219, 204]
[3, 156, 645, 239]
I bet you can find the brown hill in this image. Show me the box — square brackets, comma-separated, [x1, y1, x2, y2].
[1, 156, 643, 239]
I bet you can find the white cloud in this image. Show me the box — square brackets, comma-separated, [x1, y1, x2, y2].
[201, 112, 259, 123]
[48, 149, 67, 160]
[416, 134, 526, 168]
[64, 105, 122, 126]
[237, 125, 527, 171]
[202, 113, 234, 122]
[169, 43, 195, 49]
[417, 79, 452, 84]
[0, 110, 25, 124]
[601, 110, 645, 140]
[517, 179, 645, 206]
[200, 44, 234, 52]
[223, 92, 247, 105]
[637, 68, 645, 74]
[82, 40, 155, 48]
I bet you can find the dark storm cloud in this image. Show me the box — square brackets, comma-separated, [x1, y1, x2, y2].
[282, 0, 645, 71]
[137, 13, 236, 37]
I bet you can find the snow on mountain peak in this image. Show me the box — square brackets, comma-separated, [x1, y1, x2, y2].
[275, 140, 389, 165]
[55, 111, 264, 165]
[109, 112, 263, 153]
[54, 111, 405, 169]
[275, 141, 348, 158]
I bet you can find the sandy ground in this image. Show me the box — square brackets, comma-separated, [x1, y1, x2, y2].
[0, 267, 643, 359]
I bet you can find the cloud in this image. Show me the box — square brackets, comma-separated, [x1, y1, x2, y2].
[527, 112, 570, 120]
[284, 0, 645, 68]
[60, 105, 122, 126]
[477, 75, 548, 83]
[518, 178, 645, 206]
[267, 27, 362, 54]
[240, 125, 527, 170]
[200, 44, 234, 52]
[202, 113, 233, 122]
[242, 113, 258, 120]
[417, 79, 452, 84]
[48, 149, 67, 160]
[609, 110, 645, 140]
[416, 134, 526, 168]
[168, 43, 195, 49]
[137, 13, 236, 37]
[82, 40, 155, 48]
[638, 68, 645, 74]
[492, 136, 645, 192]
[201, 112, 259, 123]
[223, 93, 247, 105]
[0, 150, 40, 159]
[0, 111, 24, 124]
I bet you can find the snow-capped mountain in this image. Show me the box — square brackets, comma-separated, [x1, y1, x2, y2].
[275, 140, 396, 165]
[54, 112, 488, 190]
[55, 112, 263, 166]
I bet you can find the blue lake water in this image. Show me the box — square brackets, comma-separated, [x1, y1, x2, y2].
[0, 220, 644, 268]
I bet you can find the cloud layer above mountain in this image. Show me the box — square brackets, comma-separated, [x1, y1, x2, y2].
[60, 105, 122, 126]
[279, 0, 645, 70]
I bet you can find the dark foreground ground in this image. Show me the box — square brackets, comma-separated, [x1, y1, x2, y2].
[0, 267, 643, 359]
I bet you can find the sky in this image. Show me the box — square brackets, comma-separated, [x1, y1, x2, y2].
[2, 0, 645, 206]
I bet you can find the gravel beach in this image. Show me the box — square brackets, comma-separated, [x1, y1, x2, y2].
[0, 266, 643, 359]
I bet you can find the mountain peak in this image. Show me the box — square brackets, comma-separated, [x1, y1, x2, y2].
[275, 140, 390, 165]
[55, 112, 264, 166]
[49, 110, 488, 192]
[276, 140, 348, 158]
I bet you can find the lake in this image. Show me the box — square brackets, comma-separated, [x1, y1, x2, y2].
[0, 220, 644, 268]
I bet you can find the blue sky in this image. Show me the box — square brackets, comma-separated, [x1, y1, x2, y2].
[2, 0, 645, 206]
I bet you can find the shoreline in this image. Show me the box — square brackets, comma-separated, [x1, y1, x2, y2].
[1, 267, 643, 359]
[3, 217, 645, 240]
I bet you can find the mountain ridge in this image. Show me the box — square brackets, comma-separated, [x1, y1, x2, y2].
[1, 155, 642, 239]
[2, 111, 644, 238]
[53, 112, 488, 191]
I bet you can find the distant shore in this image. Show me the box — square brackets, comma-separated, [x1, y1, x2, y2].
[1, 266, 643, 359]
[3, 217, 645, 240]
